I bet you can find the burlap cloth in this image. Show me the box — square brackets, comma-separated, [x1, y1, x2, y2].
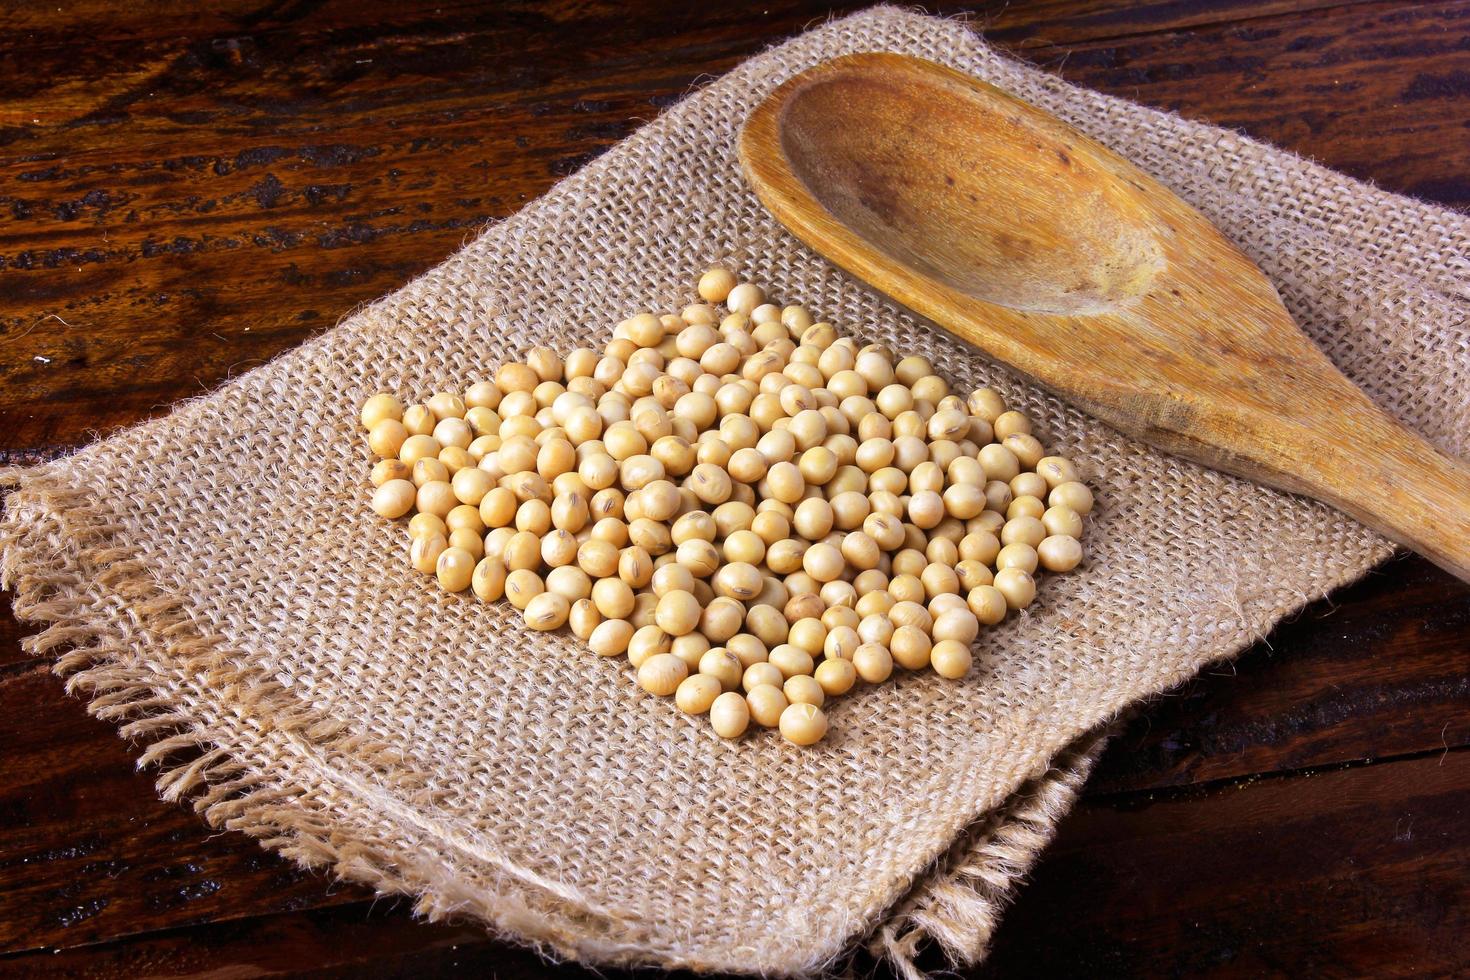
[4, 6, 1466, 976]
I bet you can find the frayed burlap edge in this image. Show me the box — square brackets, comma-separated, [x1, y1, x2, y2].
[0, 470, 666, 969]
[870, 725, 1113, 978]
[2, 460, 1103, 975]
[0, 446, 1078, 980]
[2, 457, 1091, 976]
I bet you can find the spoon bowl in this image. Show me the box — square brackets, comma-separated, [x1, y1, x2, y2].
[776, 67, 1165, 315]
[740, 53, 1470, 581]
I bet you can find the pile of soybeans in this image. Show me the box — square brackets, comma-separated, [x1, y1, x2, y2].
[360, 268, 1092, 745]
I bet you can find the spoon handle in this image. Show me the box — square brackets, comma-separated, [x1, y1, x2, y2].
[1294, 406, 1470, 582]
[1155, 386, 1470, 583]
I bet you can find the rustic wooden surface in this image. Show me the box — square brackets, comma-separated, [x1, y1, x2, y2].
[1, 1, 1466, 976]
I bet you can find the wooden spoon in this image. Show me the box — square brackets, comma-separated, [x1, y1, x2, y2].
[739, 52, 1470, 583]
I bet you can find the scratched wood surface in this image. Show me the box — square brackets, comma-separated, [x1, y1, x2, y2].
[1, 1, 1466, 976]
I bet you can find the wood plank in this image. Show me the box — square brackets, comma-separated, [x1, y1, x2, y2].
[0, 900, 587, 978]
[980, 750, 1470, 977]
[0, 1, 1382, 55]
[1024, 0, 1470, 207]
[1089, 555, 1470, 794]
[0, 666, 362, 953]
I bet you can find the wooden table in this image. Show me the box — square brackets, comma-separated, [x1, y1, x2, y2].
[2, 2, 1466, 975]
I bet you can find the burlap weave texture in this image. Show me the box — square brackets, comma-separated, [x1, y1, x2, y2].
[4, 7, 1466, 976]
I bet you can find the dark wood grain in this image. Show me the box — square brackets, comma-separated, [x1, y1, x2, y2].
[981, 750, 1470, 978]
[1091, 555, 1470, 794]
[0, 667, 355, 953]
[1032, 0, 1470, 207]
[3, 0, 1467, 975]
